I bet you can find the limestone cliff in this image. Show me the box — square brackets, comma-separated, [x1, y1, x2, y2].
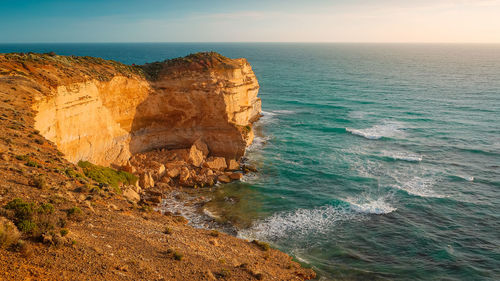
[0, 52, 261, 166]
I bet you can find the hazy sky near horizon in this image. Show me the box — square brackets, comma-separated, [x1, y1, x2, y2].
[1, 0, 500, 43]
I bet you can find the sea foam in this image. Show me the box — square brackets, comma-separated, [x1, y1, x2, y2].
[392, 177, 447, 198]
[238, 205, 362, 241]
[346, 197, 397, 214]
[381, 151, 423, 162]
[346, 121, 406, 140]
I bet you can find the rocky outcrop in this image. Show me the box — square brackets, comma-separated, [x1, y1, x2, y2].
[8, 52, 261, 167]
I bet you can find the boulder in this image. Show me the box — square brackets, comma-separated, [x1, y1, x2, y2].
[167, 167, 180, 178]
[139, 172, 154, 189]
[229, 172, 243, 180]
[157, 164, 166, 176]
[123, 187, 140, 203]
[188, 143, 205, 167]
[201, 167, 214, 176]
[204, 157, 227, 170]
[193, 138, 209, 156]
[227, 159, 239, 170]
[179, 167, 192, 186]
[122, 160, 136, 173]
[217, 175, 231, 183]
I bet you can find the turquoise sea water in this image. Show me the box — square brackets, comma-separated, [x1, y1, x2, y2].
[2, 43, 499, 280]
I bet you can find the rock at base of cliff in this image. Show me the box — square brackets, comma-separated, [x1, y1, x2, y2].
[204, 157, 227, 170]
[217, 175, 231, 183]
[226, 159, 240, 170]
[189, 140, 208, 167]
[122, 187, 140, 203]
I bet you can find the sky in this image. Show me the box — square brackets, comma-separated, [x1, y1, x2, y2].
[1, 0, 500, 43]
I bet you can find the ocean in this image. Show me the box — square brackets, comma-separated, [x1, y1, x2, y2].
[1, 43, 499, 280]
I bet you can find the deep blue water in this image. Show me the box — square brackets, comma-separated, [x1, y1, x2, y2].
[2, 43, 499, 280]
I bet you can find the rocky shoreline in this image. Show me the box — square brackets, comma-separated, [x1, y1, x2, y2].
[0, 52, 316, 280]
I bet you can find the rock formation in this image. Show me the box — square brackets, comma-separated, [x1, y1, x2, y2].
[12, 52, 261, 167]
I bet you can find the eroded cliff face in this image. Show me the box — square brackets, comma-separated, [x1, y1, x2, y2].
[4, 52, 261, 166]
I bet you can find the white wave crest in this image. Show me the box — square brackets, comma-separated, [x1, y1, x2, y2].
[346, 197, 397, 214]
[381, 151, 422, 162]
[392, 177, 447, 198]
[258, 111, 276, 125]
[456, 174, 474, 182]
[238, 205, 361, 241]
[346, 121, 406, 140]
[272, 109, 295, 114]
[247, 135, 270, 152]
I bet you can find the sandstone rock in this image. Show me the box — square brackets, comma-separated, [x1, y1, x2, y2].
[139, 172, 154, 189]
[217, 175, 231, 183]
[201, 167, 214, 176]
[157, 164, 166, 176]
[229, 172, 243, 180]
[122, 160, 136, 173]
[188, 142, 205, 167]
[193, 138, 209, 156]
[243, 164, 258, 173]
[167, 168, 180, 178]
[123, 187, 140, 203]
[179, 167, 195, 186]
[204, 157, 227, 171]
[227, 159, 239, 170]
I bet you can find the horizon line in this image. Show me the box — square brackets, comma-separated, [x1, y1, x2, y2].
[1, 41, 500, 45]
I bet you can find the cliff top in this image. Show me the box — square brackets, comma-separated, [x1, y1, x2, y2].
[0, 51, 245, 86]
[141, 52, 248, 80]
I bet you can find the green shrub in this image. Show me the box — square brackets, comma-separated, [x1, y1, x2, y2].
[31, 175, 47, 189]
[60, 229, 69, 237]
[4, 199, 56, 238]
[173, 251, 183, 261]
[77, 161, 137, 189]
[66, 206, 83, 221]
[25, 160, 39, 167]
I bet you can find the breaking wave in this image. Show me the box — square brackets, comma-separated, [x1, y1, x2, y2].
[346, 197, 397, 214]
[381, 151, 423, 162]
[238, 205, 363, 241]
[391, 177, 447, 198]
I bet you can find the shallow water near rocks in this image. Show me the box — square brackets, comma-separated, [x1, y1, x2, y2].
[2, 43, 499, 280]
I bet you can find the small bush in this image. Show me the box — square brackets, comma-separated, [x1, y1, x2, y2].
[60, 229, 69, 237]
[216, 269, 231, 278]
[164, 227, 172, 235]
[252, 240, 270, 251]
[25, 160, 39, 168]
[66, 206, 83, 221]
[65, 168, 83, 179]
[15, 155, 29, 161]
[0, 218, 20, 249]
[4, 199, 56, 238]
[31, 175, 47, 189]
[78, 161, 137, 189]
[173, 251, 183, 261]
[166, 248, 183, 261]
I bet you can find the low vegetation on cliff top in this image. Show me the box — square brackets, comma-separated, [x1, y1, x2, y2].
[140, 51, 234, 80]
[77, 161, 137, 191]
